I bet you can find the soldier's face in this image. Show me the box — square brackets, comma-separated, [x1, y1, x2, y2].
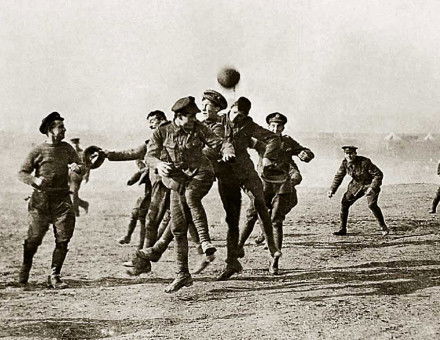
[344, 150, 357, 163]
[198, 99, 219, 122]
[175, 113, 196, 130]
[49, 120, 66, 141]
[148, 116, 162, 130]
[268, 122, 285, 135]
[229, 105, 244, 122]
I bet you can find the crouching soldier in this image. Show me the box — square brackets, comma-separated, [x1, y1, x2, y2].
[18, 112, 86, 288]
[328, 146, 389, 236]
[143, 96, 233, 293]
[238, 112, 314, 274]
[429, 161, 440, 214]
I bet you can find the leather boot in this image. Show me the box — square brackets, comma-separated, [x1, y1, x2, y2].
[18, 241, 38, 285]
[164, 272, 193, 293]
[216, 260, 243, 281]
[126, 254, 151, 276]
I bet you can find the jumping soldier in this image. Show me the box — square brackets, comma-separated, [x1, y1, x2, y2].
[429, 161, 440, 214]
[18, 112, 86, 288]
[143, 96, 234, 293]
[214, 97, 282, 280]
[237, 112, 314, 274]
[328, 146, 389, 236]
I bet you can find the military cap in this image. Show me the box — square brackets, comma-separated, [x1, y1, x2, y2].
[342, 145, 358, 151]
[266, 112, 287, 125]
[203, 90, 227, 110]
[171, 96, 201, 114]
[39, 112, 64, 134]
[70, 138, 80, 143]
[232, 96, 251, 114]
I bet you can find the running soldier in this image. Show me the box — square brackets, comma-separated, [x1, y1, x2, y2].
[144, 96, 233, 292]
[215, 97, 282, 280]
[69, 138, 89, 216]
[104, 110, 166, 250]
[429, 161, 440, 214]
[237, 112, 314, 274]
[18, 112, 85, 288]
[328, 146, 389, 236]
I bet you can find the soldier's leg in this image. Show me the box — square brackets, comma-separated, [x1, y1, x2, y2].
[165, 190, 193, 293]
[77, 197, 89, 214]
[237, 201, 258, 255]
[143, 181, 170, 248]
[216, 175, 243, 280]
[157, 209, 170, 238]
[430, 187, 440, 213]
[184, 172, 215, 255]
[137, 194, 151, 250]
[335, 190, 361, 235]
[242, 176, 280, 258]
[119, 199, 140, 245]
[49, 193, 76, 289]
[19, 193, 51, 284]
[366, 189, 388, 235]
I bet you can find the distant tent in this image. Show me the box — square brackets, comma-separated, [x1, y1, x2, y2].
[384, 132, 402, 141]
[423, 133, 436, 142]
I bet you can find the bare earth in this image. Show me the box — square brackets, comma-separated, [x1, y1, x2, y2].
[1, 183, 439, 339]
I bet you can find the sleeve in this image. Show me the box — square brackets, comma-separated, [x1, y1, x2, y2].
[248, 122, 281, 160]
[18, 147, 38, 186]
[330, 161, 347, 194]
[437, 162, 440, 176]
[368, 160, 383, 190]
[250, 138, 267, 158]
[107, 144, 147, 161]
[145, 128, 164, 169]
[199, 123, 223, 153]
[68, 144, 87, 175]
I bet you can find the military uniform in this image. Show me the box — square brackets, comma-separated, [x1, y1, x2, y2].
[330, 147, 388, 235]
[239, 130, 314, 250]
[429, 162, 440, 213]
[213, 98, 282, 279]
[145, 96, 225, 292]
[18, 112, 85, 287]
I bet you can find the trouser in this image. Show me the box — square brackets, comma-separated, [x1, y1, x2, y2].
[170, 171, 214, 274]
[431, 187, 440, 212]
[240, 186, 298, 250]
[125, 193, 151, 249]
[340, 184, 386, 230]
[24, 190, 75, 275]
[143, 180, 170, 248]
[217, 170, 279, 265]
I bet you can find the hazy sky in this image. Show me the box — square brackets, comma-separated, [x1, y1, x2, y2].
[1, 0, 439, 136]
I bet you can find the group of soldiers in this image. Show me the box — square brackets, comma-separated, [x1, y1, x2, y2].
[19, 88, 439, 293]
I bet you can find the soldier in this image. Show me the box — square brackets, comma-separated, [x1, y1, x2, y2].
[18, 112, 85, 288]
[104, 110, 167, 250]
[328, 146, 389, 236]
[144, 96, 233, 292]
[69, 138, 90, 217]
[237, 112, 314, 274]
[214, 97, 282, 280]
[429, 161, 440, 214]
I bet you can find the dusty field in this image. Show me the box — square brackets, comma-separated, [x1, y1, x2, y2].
[1, 182, 440, 339]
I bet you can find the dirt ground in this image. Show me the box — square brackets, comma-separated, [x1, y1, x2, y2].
[1, 183, 440, 339]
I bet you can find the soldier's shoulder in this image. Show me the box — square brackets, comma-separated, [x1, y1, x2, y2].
[357, 155, 371, 163]
[60, 141, 76, 151]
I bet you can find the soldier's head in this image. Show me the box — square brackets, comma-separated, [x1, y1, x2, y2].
[199, 90, 227, 122]
[171, 96, 200, 131]
[70, 138, 80, 145]
[266, 112, 287, 136]
[342, 146, 357, 163]
[39, 112, 66, 143]
[230, 97, 251, 122]
[146, 110, 167, 130]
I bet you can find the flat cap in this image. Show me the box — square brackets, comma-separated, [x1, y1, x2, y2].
[171, 96, 201, 115]
[39, 112, 64, 134]
[203, 90, 227, 110]
[342, 145, 358, 151]
[266, 112, 287, 125]
[232, 97, 251, 114]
